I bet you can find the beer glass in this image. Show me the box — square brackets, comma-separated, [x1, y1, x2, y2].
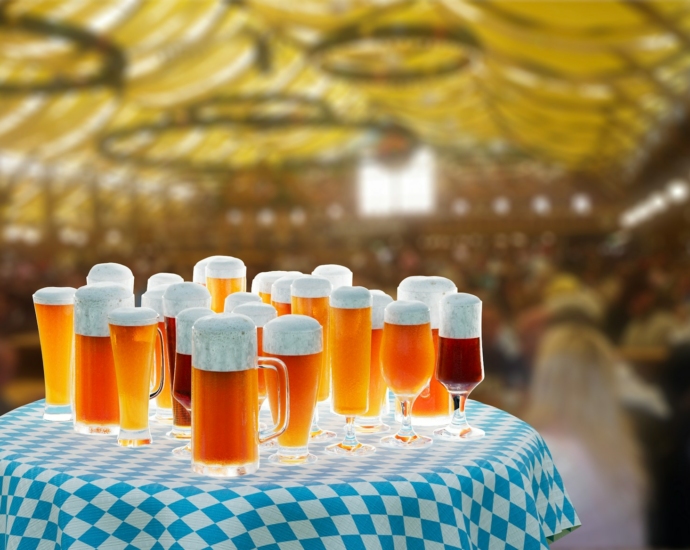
[434, 293, 485, 441]
[255, 271, 288, 304]
[86, 263, 134, 293]
[224, 292, 261, 312]
[163, 283, 211, 439]
[192, 314, 289, 477]
[33, 287, 77, 421]
[326, 286, 374, 456]
[147, 273, 183, 291]
[264, 314, 322, 464]
[355, 290, 393, 433]
[397, 276, 456, 426]
[193, 255, 225, 286]
[291, 276, 335, 441]
[271, 273, 303, 316]
[108, 307, 166, 447]
[142, 286, 173, 423]
[206, 256, 246, 313]
[74, 283, 134, 435]
[380, 300, 435, 448]
[172, 307, 215, 458]
[312, 264, 352, 290]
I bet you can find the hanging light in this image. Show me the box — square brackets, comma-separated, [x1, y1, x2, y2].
[492, 197, 510, 215]
[571, 193, 591, 215]
[531, 195, 551, 216]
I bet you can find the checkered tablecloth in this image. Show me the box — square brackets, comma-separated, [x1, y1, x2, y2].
[0, 399, 578, 549]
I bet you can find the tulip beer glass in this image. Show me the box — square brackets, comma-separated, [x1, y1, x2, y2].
[326, 286, 374, 455]
[291, 276, 335, 441]
[434, 293, 485, 441]
[33, 287, 77, 421]
[74, 283, 134, 435]
[192, 314, 289, 477]
[380, 300, 435, 448]
[206, 256, 246, 313]
[263, 315, 323, 464]
[108, 307, 166, 446]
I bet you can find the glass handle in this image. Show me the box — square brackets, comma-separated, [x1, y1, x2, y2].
[257, 357, 289, 444]
[149, 327, 166, 400]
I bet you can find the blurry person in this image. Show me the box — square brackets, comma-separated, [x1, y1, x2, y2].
[0, 339, 18, 416]
[621, 284, 676, 349]
[526, 324, 647, 549]
[482, 299, 527, 388]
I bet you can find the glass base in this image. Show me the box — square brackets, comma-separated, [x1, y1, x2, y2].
[434, 425, 485, 441]
[268, 451, 317, 465]
[355, 421, 390, 434]
[380, 433, 433, 448]
[310, 428, 336, 441]
[44, 404, 71, 422]
[192, 460, 258, 477]
[118, 428, 152, 447]
[325, 441, 376, 455]
[73, 421, 119, 436]
[172, 443, 192, 459]
[166, 426, 191, 440]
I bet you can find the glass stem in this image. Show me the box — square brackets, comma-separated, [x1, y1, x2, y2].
[343, 416, 358, 447]
[449, 392, 470, 433]
[399, 399, 414, 438]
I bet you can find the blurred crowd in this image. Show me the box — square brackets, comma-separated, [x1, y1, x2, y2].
[1, 240, 689, 548]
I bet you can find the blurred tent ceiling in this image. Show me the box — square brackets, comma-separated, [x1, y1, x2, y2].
[2, 0, 690, 236]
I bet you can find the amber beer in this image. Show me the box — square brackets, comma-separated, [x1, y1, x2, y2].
[163, 283, 211, 439]
[33, 287, 77, 421]
[434, 293, 486, 441]
[192, 314, 288, 477]
[271, 274, 303, 316]
[291, 276, 335, 440]
[142, 287, 173, 422]
[206, 256, 246, 313]
[311, 264, 353, 290]
[380, 300, 435, 448]
[397, 276, 456, 425]
[74, 283, 134, 435]
[108, 307, 165, 447]
[263, 315, 322, 464]
[224, 292, 262, 312]
[356, 290, 393, 433]
[326, 286, 375, 455]
[86, 263, 134, 293]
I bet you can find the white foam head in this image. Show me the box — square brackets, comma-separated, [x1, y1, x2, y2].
[147, 273, 183, 291]
[440, 293, 482, 339]
[312, 264, 353, 290]
[163, 282, 211, 318]
[224, 292, 262, 312]
[141, 286, 168, 317]
[108, 307, 158, 327]
[193, 256, 224, 284]
[177, 307, 215, 355]
[33, 287, 77, 306]
[255, 271, 287, 295]
[206, 256, 246, 279]
[75, 283, 135, 336]
[192, 313, 257, 372]
[291, 275, 332, 298]
[232, 303, 277, 327]
[384, 300, 430, 326]
[263, 314, 323, 356]
[397, 276, 457, 329]
[271, 274, 305, 304]
[371, 291, 393, 329]
[86, 263, 134, 292]
[330, 286, 371, 309]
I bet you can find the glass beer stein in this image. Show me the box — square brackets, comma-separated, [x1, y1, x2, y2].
[141, 286, 173, 423]
[191, 314, 289, 477]
[147, 273, 183, 291]
[311, 264, 352, 290]
[271, 274, 303, 317]
[108, 307, 166, 447]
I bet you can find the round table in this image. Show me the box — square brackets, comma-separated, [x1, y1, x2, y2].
[0, 400, 579, 549]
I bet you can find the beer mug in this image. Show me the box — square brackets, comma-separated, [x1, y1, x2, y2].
[86, 263, 134, 293]
[311, 264, 352, 290]
[147, 273, 183, 291]
[141, 286, 173, 422]
[193, 256, 225, 286]
[33, 287, 77, 421]
[255, 271, 288, 304]
[271, 274, 304, 316]
[108, 307, 166, 447]
[74, 283, 134, 435]
[191, 314, 289, 477]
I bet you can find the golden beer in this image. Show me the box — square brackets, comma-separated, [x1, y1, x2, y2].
[326, 286, 374, 455]
[74, 283, 134, 435]
[271, 274, 303, 317]
[33, 287, 77, 421]
[255, 271, 289, 304]
[206, 256, 246, 313]
[263, 314, 322, 464]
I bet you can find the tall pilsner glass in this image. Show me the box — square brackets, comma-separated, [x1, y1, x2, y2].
[326, 286, 374, 455]
[206, 256, 246, 313]
[380, 300, 435, 448]
[434, 293, 485, 440]
[33, 287, 77, 421]
[74, 283, 134, 435]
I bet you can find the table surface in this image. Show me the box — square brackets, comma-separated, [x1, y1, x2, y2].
[0, 400, 579, 549]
